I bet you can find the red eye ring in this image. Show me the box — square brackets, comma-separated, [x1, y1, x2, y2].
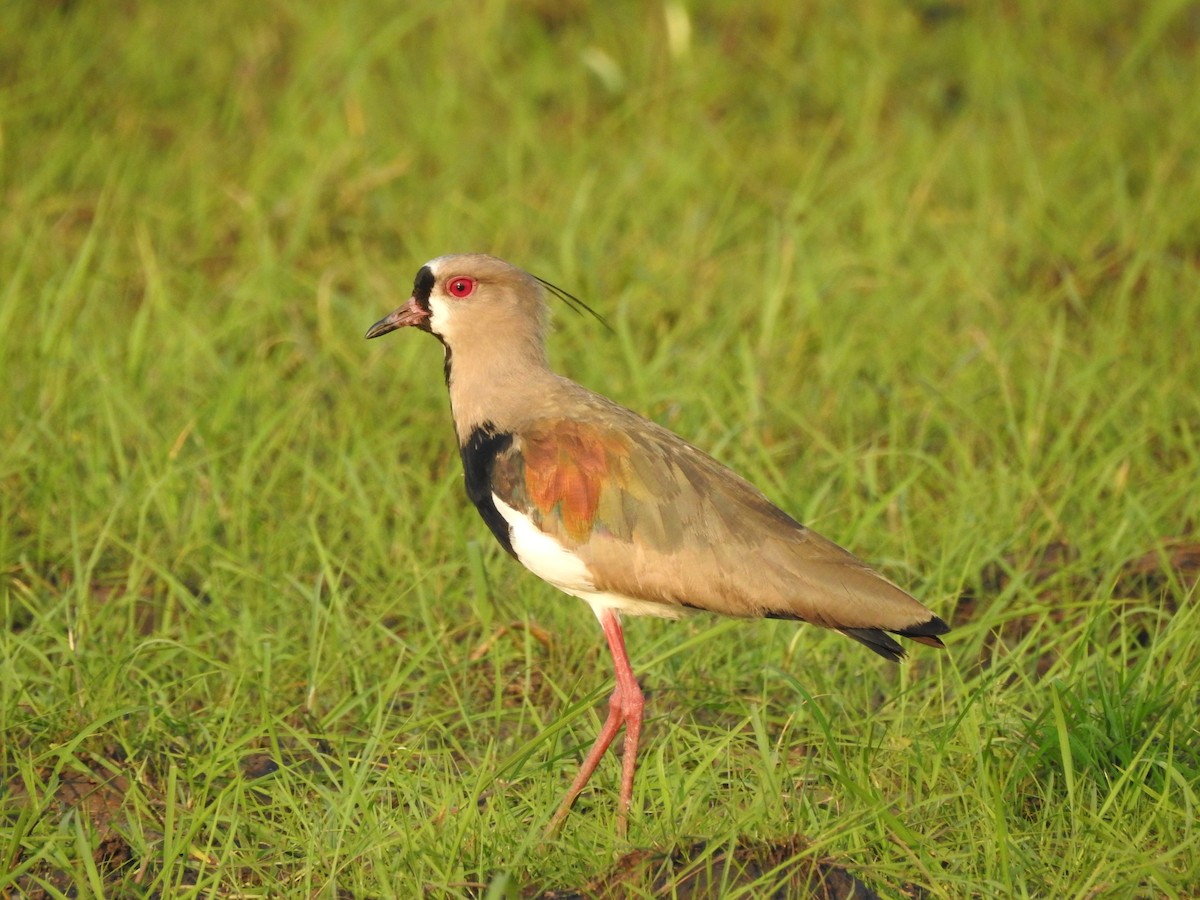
[446, 276, 476, 298]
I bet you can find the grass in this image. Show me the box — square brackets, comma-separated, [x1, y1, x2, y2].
[2, 0, 1199, 896]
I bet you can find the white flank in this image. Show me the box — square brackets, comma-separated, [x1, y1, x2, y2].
[491, 494, 595, 592]
[491, 494, 692, 620]
[576, 590, 691, 620]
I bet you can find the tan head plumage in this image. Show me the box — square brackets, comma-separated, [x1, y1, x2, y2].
[367, 254, 562, 439]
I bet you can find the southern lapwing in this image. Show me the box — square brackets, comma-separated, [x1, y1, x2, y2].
[366, 254, 949, 836]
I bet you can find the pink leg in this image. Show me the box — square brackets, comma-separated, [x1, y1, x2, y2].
[546, 608, 644, 837]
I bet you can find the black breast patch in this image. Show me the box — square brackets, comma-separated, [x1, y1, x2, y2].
[460, 424, 517, 557]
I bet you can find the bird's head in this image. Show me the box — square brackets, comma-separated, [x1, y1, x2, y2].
[365, 254, 550, 353]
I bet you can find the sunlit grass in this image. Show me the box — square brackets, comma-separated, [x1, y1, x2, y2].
[2, 0, 1199, 895]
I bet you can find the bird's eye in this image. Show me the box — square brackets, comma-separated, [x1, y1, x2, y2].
[446, 277, 476, 298]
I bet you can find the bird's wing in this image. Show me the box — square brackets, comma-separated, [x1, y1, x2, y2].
[489, 415, 947, 655]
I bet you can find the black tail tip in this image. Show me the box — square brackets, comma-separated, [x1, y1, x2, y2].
[841, 628, 906, 662]
[897, 614, 951, 650]
[842, 614, 951, 662]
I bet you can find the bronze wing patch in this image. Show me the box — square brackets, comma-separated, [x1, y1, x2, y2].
[490, 418, 680, 547]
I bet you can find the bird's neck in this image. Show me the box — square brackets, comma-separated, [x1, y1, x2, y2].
[443, 337, 561, 444]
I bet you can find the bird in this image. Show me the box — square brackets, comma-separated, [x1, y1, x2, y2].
[365, 254, 949, 837]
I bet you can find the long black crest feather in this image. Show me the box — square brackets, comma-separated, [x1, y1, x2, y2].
[532, 274, 614, 333]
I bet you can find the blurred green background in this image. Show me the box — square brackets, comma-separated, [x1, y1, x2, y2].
[2, 1, 1199, 896]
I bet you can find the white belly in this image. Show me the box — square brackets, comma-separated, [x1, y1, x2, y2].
[491, 493, 689, 620]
